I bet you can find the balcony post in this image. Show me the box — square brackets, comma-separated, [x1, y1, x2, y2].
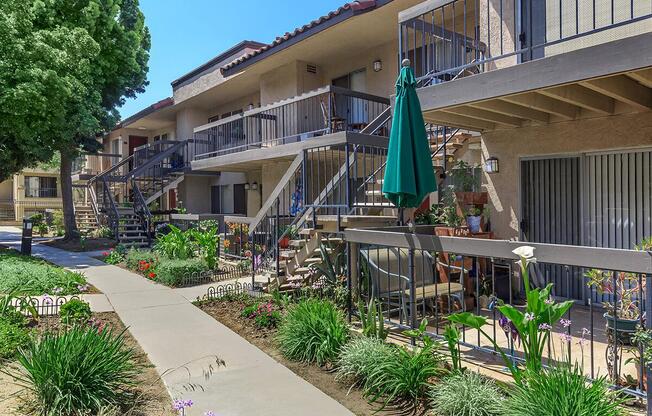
[275, 199, 280, 278]
[408, 248, 417, 346]
[647, 258, 652, 415]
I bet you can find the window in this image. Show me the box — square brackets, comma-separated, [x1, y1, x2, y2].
[154, 133, 169, 142]
[110, 139, 120, 155]
[24, 176, 57, 198]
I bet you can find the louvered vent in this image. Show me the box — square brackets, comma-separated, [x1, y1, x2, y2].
[306, 64, 317, 74]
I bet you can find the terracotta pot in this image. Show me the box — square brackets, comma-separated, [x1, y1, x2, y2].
[455, 191, 488, 205]
[279, 236, 290, 249]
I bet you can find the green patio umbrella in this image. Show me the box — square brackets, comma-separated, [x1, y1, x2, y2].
[382, 60, 437, 210]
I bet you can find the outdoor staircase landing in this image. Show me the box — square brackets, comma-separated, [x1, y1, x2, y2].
[115, 207, 149, 248]
[74, 205, 98, 233]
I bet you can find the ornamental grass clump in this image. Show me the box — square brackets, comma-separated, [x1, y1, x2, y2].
[501, 366, 626, 416]
[429, 371, 504, 416]
[10, 326, 140, 415]
[336, 336, 397, 384]
[276, 298, 349, 366]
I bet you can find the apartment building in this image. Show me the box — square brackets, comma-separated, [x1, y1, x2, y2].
[0, 167, 62, 224]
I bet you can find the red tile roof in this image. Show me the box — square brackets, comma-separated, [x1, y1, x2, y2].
[221, 1, 380, 74]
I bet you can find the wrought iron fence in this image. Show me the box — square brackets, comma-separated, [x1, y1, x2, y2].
[193, 85, 390, 160]
[345, 225, 652, 405]
[399, 0, 652, 87]
[178, 264, 247, 288]
[204, 282, 264, 300]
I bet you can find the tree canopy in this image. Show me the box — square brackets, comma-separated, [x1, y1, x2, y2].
[0, 0, 150, 179]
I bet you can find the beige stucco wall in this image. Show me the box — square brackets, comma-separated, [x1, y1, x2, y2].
[482, 111, 652, 240]
[177, 108, 208, 140]
[0, 179, 13, 200]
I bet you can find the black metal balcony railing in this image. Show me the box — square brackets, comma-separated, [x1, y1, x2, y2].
[72, 153, 122, 177]
[192, 85, 390, 160]
[399, 0, 652, 87]
[24, 188, 58, 198]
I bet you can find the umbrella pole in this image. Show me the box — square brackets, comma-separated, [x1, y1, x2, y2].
[398, 207, 404, 226]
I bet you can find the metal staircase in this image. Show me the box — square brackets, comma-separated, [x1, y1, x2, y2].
[86, 140, 190, 248]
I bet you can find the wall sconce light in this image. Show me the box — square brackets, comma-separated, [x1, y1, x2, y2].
[244, 183, 250, 191]
[250, 182, 258, 191]
[484, 157, 499, 173]
[373, 60, 383, 72]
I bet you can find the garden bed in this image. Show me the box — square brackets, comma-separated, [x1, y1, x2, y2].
[42, 237, 116, 252]
[0, 247, 99, 295]
[0, 312, 174, 416]
[196, 298, 377, 416]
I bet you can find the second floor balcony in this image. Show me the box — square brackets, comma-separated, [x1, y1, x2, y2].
[191, 85, 390, 163]
[400, 0, 652, 131]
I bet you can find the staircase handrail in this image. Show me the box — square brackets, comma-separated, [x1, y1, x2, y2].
[88, 154, 134, 185]
[247, 153, 304, 236]
[129, 139, 189, 180]
[131, 179, 152, 245]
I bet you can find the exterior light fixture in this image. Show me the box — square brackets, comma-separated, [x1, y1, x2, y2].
[484, 157, 499, 173]
[373, 60, 383, 72]
[244, 183, 251, 191]
[250, 182, 259, 191]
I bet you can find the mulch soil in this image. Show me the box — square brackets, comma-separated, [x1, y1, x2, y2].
[41, 237, 116, 252]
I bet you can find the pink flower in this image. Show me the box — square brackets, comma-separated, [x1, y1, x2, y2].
[560, 318, 572, 328]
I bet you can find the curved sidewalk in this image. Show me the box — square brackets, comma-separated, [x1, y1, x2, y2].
[0, 227, 353, 416]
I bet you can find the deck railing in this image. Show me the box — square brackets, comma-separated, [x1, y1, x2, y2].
[344, 225, 652, 407]
[192, 85, 390, 160]
[72, 153, 122, 177]
[399, 0, 652, 87]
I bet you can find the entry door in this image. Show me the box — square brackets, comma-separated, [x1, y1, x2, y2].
[520, 0, 547, 61]
[233, 184, 247, 216]
[210, 186, 221, 214]
[520, 157, 582, 298]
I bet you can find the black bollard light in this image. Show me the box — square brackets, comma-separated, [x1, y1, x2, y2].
[21, 218, 33, 255]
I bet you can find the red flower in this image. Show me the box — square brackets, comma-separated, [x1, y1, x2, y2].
[102, 251, 109, 257]
[148, 272, 156, 279]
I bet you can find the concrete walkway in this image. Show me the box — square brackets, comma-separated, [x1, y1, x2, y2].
[0, 227, 353, 416]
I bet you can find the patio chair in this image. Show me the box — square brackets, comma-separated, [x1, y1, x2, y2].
[361, 248, 465, 321]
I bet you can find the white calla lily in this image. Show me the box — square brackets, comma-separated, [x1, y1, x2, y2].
[512, 245, 536, 264]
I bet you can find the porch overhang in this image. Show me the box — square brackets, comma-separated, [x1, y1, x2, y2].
[190, 132, 388, 173]
[417, 32, 652, 132]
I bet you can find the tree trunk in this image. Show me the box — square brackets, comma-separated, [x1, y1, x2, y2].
[60, 152, 79, 241]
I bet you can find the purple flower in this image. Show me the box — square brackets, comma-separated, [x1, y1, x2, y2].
[499, 315, 519, 341]
[577, 337, 589, 347]
[184, 400, 193, 408]
[538, 323, 552, 331]
[581, 327, 591, 336]
[559, 333, 573, 343]
[43, 295, 53, 306]
[560, 318, 572, 328]
[172, 400, 185, 411]
[205, 412, 216, 416]
[544, 298, 554, 305]
[77, 284, 89, 292]
[524, 312, 535, 322]
[52, 287, 63, 295]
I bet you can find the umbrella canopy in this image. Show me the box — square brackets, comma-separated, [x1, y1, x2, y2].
[382, 62, 437, 208]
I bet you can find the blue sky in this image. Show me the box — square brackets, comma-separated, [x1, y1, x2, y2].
[119, 0, 346, 119]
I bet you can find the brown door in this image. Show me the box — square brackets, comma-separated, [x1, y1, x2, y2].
[128, 136, 148, 155]
[168, 189, 176, 210]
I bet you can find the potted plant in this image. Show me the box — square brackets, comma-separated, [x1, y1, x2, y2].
[586, 268, 641, 344]
[449, 160, 487, 205]
[278, 225, 297, 249]
[433, 187, 464, 236]
[465, 206, 483, 233]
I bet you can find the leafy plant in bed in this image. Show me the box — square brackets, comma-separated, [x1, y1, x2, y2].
[0, 249, 88, 296]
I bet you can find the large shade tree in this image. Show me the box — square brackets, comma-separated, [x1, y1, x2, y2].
[0, 0, 150, 239]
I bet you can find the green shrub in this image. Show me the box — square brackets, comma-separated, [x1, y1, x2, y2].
[102, 249, 125, 265]
[191, 227, 219, 269]
[11, 326, 139, 415]
[277, 299, 349, 366]
[29, 213, 45, 227]
[336, 336, 397, 384]
[241, 302, 259, 318]
[429, 371, 504, 416]
[124, 249, 157, 271]
[0, 319, 32, 360]
[60, 299, 92, 326]
[501, 366, 626, 416]
[155, 258, 208, 287]
[361, 330, 444, 412]
[0, 249, 87, 295]
[154, 225, 194, 260]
